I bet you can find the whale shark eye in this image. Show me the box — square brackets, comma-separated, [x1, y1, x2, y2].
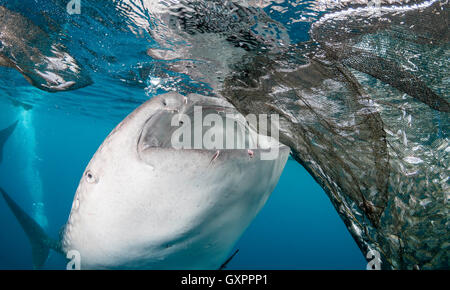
[85, 170, 98, 184]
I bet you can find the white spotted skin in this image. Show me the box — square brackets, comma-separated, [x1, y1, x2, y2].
[62, 92, 289, 269]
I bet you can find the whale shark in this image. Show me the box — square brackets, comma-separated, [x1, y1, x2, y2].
[1, 92, 289, 269]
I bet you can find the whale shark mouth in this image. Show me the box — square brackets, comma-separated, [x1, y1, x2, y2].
[136, 93, 283, 166]
[138, 96, 255, 151]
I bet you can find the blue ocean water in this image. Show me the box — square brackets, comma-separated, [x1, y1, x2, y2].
[0, 0, 369, 269]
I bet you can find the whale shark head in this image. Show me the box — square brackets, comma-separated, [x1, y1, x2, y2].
[62, 92, 289, 269]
